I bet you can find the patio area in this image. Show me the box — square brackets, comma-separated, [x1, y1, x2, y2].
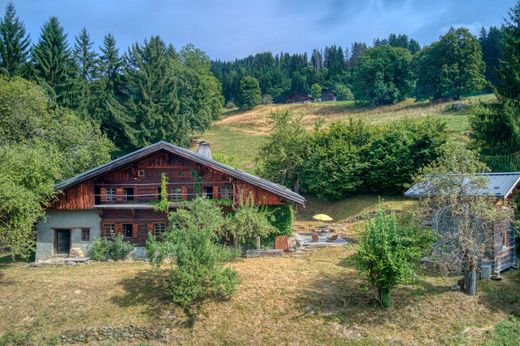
[294, 233, 348, 247]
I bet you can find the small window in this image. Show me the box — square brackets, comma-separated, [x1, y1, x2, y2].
[122, 224, 133, 238]
[104, 224, 115, 239]
[81, 228, 90, 241]
[171, 187, 182, 201]
[138, 169, 145, 177]
[154, 223, 165, 237]
[220, 185, 232, 199]
[123, 187, 134, 201]
[105, 188, 116, 202]
[203, 186, 214, 199]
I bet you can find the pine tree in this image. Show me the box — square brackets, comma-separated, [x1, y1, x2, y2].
[73, 27, 97, 116]
[91, 33, 135, 152]
[31, 16, 77, 106]
[237, 76, 261, 110]
[0, 2, 30, 76]
[496, 1, 520, 100]
[124, 36, 182, 147]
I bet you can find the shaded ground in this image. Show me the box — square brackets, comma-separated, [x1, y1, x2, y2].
[1, 238, 518, 345]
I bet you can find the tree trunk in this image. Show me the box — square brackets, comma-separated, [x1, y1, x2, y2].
[463, 256, 477, 295]
[293, 177, 300, 194]
[256, 236, 261, 250]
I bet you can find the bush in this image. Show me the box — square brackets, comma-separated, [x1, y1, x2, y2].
[334, 83, 354, 101]
[88, 238, 110, 261]
[264, 205, 293, 243]
[484, 317, 520, 346]
[88, 235, 133, 261]
[110, 235, 134, 260]
[227, 199, 275, 250]
[355, 203, 430, 307]
[224, 101, 236, 109]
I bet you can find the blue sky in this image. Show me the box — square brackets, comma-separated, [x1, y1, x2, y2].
[8, 0, 516, 60]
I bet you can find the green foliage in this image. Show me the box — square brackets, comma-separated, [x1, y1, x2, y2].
[311, 83, 322, 100]
[110, 234, 134, 260]
[256, 111, 309, 190]
[237, 76, 261, 110]
[31, 16, 77, 107]
[153, 173, 170, 213]
[88, 235, 134, 261]
[146, 197, 239, 314]
[363, 119, 448, 192]
[414, 28, 486, 100]
[496, 1, 520, 101]
[0, 2, 30, 77]
[0, 144, 60, 259]
[88, 238, 110, 261]
[301, 120, 371, 200]
[0, 330, 32, 346]
[484, 317, 520, 346]
[352, 45, 415, 105]
[355, 203, 429, 307]
[333, 83, 354, 101]
[227, 197, 275, 249]
[264, 204, 294, 242]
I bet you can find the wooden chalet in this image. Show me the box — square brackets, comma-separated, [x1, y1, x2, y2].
[284, 92, 314, 104]
[35, 141, 304, 261]
[405, 172, 519, 273]
[320, 89, 337, 102]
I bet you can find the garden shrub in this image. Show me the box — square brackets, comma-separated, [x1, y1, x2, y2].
[264, 204, 294, 243]
[484, 317, 520, 346]
[88, 235, 133, 261]
[355, 203, 431, 307]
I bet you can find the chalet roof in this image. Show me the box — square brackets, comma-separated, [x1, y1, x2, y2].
[54, 141, 305, 205]
[285, 92, 313, 99]
[404, 172, 520, 199]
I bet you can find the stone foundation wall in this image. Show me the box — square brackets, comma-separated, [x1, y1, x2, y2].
[36, 209, 102, 261]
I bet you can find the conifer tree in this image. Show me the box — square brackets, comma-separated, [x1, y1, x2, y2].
[31, 16, 77, 106]
[0, 2, 30, 76]
[124, 36, 182, 147]
[73, 27, 97, 116]
[496, 1, 520, 100]
[91, 33, 135, 152]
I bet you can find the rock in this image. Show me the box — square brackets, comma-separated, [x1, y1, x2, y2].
[69, 247, 84, 257]
[66, 261, 76, 266]
[451, 284, 461, 291]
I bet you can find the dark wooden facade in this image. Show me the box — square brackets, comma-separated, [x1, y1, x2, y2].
[321, 89, 337, 102]
[49, 148, 294, 246]
[284, 92, 314, 104]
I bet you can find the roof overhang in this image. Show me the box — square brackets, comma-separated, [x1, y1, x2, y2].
[55, 141, 305, 205]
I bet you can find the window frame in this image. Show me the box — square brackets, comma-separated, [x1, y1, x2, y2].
[220, 185, 232, 199]
[153, 223, 166, 238]
[123, 187, 134, 201]
[81, 228, 90, 241]
[122, 223, 133, 238]
[103, 223, 115, 239]
[171, 187, 182, 201]
[105, 188, 116, 203]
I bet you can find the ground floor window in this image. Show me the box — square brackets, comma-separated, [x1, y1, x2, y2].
[103, 224, 115, 239]
[122, 224, 133, 238]
[81, 228, 90, 241]
[154, 223, 166, 237]
[220, 185, 232, 199]
[171, 187, 182, 200]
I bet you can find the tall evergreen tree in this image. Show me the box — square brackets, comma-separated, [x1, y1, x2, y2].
[124, 36, 182, 147]
[478, 26, 504, 89]
[0, 2, 30, 76]
[31, 16, 77, 106]
[91, 33, 134, 152]
[496, 1, 520, 100]
[73, 27, 97, 116]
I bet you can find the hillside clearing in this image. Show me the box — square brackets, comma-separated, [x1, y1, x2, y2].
[199, 95, 494, 171]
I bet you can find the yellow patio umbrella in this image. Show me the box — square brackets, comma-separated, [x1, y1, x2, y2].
[312, 214, 333, 222]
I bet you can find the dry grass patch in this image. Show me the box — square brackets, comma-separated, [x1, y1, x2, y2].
[1, 240, 519, 345]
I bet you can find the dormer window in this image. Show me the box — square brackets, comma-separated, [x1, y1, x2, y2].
[138, 169, 145, 177]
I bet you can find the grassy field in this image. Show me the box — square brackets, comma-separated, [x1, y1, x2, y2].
[1, 230, 518, 345]
[198, 95, 495, 172]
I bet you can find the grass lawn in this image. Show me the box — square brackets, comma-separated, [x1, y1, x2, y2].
[0, 249, 518, 346]
[200, 95, 494, 172]
[1, 232, 519, 345]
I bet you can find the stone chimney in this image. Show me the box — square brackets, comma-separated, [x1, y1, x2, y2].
[196, 141, 212, 159]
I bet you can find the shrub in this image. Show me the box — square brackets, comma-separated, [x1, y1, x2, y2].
[334, 83, 354, 101]
[88, 238, 110, 261]
[224, 101, 236, 109]
[484, 317, 520, 346]
[109, 234, 134, 260]
[355, 203, 430, 307]
[227, 199, 275, 250]
[88, 235, 133, 261]
[264, 205, 293, 243]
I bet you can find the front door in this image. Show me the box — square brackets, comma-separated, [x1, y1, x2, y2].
[55, 229, 71, 255]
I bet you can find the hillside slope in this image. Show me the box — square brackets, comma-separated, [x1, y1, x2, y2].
[199, 95, 495, 172]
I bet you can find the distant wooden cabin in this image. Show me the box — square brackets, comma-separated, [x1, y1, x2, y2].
[405, 172, 519, 273]
[35, 141, 304, 261]
[284, 92, 314, 104]
[321, 89, 337, 102]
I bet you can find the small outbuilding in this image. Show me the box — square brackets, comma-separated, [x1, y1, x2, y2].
[321, 89, 337, 102]
[284, 92, 314, 104]
[405, 172, 519, 273]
